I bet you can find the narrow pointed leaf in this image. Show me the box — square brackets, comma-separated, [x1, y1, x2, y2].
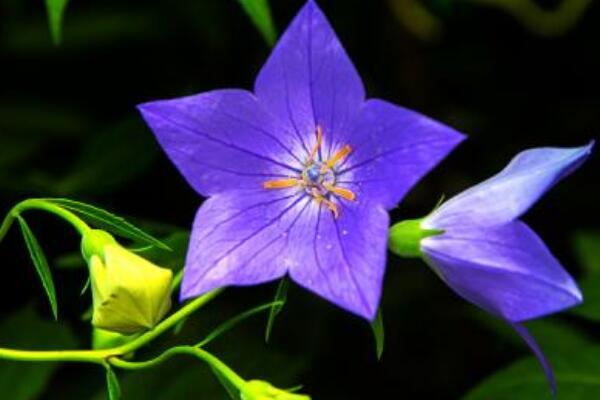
[236, 0, 277, 46]
[370, 308, 385, 360]
[265, 277, 289, 343]
[44, 198, 170, 250]
[17, 216, 58, 320]
[45, 0, 70, 45]
[105, 365, 121, 400]
[196, 301, 283, 348]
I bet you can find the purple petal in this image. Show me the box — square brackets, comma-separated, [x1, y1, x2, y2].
[287, 200, 389, 320]
[425, 142, 594, 229]
[254, 0, 365, 158]
[421, 221, 582, 322]
[181, 189, 311, 299]
[510, 322, 557, 396]
[335, 99, 465, 209]
[138, 89, 304, 197]
[181, 187, 389, 320]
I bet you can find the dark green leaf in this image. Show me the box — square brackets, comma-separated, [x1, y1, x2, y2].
[573, 230, 600, 276]
[570, 231, 600, 320]
[236, 0, 277, 46]
[571, 276, 600, 320]
[370, 309, 385, 360]
[265, 277, 289, 343]
[463, 345, 600, 400]
[105, 365, 121, 400]
[0, 305, 76, 400]
[44, 198, 170, 250]
[197, 301, 283, 348]
[44, 0, 70, 45]
[17, 216, 58, 319]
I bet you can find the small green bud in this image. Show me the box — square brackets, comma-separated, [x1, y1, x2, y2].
[388, 218, 442, 258]
[240, 380, 311, 400]
[83, 231, 173, 335]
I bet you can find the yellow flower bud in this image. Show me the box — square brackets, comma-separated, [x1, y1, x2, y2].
[84, 230, 173, 334]
[241, 380, 311, 400]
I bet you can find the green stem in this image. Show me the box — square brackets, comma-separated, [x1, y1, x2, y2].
[109, 345, 246, 389]
[0, 289, 222, 364]
[0, 199, 91, 242]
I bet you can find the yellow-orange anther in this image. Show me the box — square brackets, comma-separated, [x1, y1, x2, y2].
[312, 188, 340, 219]
[263, 178, 301, 189]
[324, 184, 356, 201]
[307, 125, 323, 164]
[322, 144, 352, 171]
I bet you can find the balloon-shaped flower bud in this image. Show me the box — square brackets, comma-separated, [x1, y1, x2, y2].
[81, 229, 173, 334]
[240, 380, 310, 400]
[389, 142, 594, 395]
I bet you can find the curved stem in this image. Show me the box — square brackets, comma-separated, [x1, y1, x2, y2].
[0, 199, 91, 242]
[109, 345, 246, 389]
[0, 289, 223, 364]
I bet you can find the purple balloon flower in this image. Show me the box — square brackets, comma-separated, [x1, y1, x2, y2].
[138, 0, 464, 320]
[391, 142, 593, 393]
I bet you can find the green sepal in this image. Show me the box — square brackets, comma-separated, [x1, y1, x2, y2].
[388, 218, 442, 258]
[81, 229, 117, 262]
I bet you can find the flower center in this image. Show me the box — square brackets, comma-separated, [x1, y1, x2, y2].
[263, 126, 356, 218]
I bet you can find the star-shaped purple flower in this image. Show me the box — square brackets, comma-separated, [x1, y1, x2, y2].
[404, 142, 592, 393]
[138, 0, 464, 320]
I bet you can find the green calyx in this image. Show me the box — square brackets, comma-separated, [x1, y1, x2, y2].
[81, 229, 117, 262]
[388, 218, 443, 258]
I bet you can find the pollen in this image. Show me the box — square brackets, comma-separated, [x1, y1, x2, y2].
[263, 126, 356, 218]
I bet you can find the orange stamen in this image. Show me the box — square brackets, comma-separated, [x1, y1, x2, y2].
[322, 144, 352, 171]
[306, 125, 323, 164]
[311, 188, 340, 219]
[263, 178, 301, 189]
[324, 184, 356, 201]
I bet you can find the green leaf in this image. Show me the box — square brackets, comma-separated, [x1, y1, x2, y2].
[573, 230, 600, 276]
[570, 231, 600, 320]
[45, 0, 70, 45]
[570, 276, 600, 320]
[0, 305, 77, 400]
[370, 309, 385, 360]
[236, 0, 277, 46]
[105, 365, 121, 400]
[44, 198, 170, 250]
[197, 301, 284, 348]
[265, 277, 289, 343]
[463, 345, 600, 400]
[17, 216, 58, 320]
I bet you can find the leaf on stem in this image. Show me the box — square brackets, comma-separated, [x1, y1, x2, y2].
[370, 308, 385, 360]
[197, 301, 284, 348]
[236, 0, 277, 46]
[265, 277, 289, 343]
[44, 198, 170, 250]
[17, 216, 58, 320]
[105, 365, 122, 400]
[45, 0, 70, 45]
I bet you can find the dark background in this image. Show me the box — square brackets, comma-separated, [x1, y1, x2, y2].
[0, 0, 598, 399]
